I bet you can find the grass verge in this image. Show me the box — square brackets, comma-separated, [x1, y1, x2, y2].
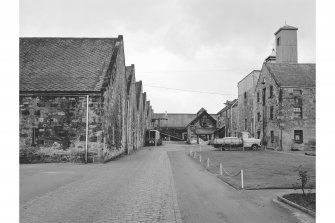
[191, 150, 315, 189]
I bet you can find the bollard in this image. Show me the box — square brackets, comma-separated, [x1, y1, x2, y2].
[220, 163, 223, 176]
[190, 149, 192, 155]
[199, 155, 202, 163]
[200, 144, 202, 152]
[241, 169, 244, 189]
[207, 158, 209, 169]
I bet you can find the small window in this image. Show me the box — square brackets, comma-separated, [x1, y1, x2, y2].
[244, 92, 247, 99]
[257, 112, 261, 122]
[279, 89, 282, 103]
[293, 89, 302, 95]
[294, 130, 303, 144]
[32, 128, 38, 146]
[262, 88, 266, 106]
[277, 37, 280, 46]
[294, 107, 303, 119]
[270, 131, 274, 143]
[269, 85, 274, 98]
[294, 97, 302, 105]
[257, 92, 260, 102]
[270, 106, 274, 120]
[257, 130, 261, 139]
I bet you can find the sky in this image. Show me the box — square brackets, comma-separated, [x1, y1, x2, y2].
[20, 0, 316, 114]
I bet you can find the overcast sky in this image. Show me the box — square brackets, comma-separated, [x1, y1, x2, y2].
[20, 0, 315, 114]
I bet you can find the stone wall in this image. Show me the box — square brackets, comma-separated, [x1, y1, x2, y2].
[19, 94, 104, 157]
[101, 40, 127, 161]
[237, 71, 260, 136]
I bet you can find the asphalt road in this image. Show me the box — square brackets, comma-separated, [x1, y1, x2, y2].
[20, 142, 313, 223]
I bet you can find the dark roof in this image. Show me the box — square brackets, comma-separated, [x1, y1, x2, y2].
[188, 109, 217, 127]
[135, 81, 142, 109]
[20, 37, 120, 92]
[274, 25, 298, 35]
[265, 63, 316, 87]
[126, 65, 134, 94]
[154, 113, 217, 128]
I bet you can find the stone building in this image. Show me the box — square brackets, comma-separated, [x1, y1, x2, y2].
[187, 108, 217, 143]
[237, 70, 261, 136]
[215, 99, 238, 138]
[254, 25, 316, 151]
[254, 63, 315, 151]
[20, 37, 154, 162]
[135, 81, 145, 148]
[19, 37, 128, 162]
[125, 65, 137, 153]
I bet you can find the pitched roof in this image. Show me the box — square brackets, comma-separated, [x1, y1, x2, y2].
[265, 63, 316, 87]
[135, 81, 142, 109]
[126, 65, 134, 94]
[20, 37, 120, 92]
[274, 25, 298, 35]
[154, 113, 217, 128]
[188, 109, 217, 127]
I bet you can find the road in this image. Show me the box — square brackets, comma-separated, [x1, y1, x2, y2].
[20, 142, 313, 223]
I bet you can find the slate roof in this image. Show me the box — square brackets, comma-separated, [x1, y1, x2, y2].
[274, 25, 298, 35]
[154, 113, 217, 128]
[20, 37, 120, 92]
[265, 63, 316, 87]
[126, 65, 134, 94]
[135, 81, 142, 109]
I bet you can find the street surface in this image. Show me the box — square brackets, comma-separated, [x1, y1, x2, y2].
[20, 142, 314, 223]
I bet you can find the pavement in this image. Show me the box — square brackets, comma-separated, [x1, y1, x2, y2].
[20, 141, 315, 223]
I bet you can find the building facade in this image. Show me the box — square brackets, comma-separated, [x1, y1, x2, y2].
[237, 70, 261, 136]
[254, 63, 316, 151]
[19, 37, 154, 162]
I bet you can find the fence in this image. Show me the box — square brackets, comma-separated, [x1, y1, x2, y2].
[189, 148, 244, 189]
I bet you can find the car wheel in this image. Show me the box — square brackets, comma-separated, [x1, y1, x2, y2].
[251, 145, 258, 150]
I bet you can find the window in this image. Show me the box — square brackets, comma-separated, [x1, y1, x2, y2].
[294, 97, 302, 105]
[277, 37, 280, 46]
[245, 119, 247, 130]
[270, 106, 274, 120]
[293, 89, 302, 95]
[279, 89, 282, 103]
[257, 112, 261, 122]
[269, 85, 274, 98]
[257, 92, 260, 102]
[294, 107, 302, 119]
[262, 88, 266, 106]
[257, 130, 261, 139]
[32, 128, 38, 146]
[270, 131, 274, 143]
[294, 130, 303, 144]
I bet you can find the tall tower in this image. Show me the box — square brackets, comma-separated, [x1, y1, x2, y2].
[274, 25, 298, 63]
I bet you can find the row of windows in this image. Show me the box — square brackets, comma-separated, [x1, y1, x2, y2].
[257, 106, 302, 122]
[257, 85, 274, 104]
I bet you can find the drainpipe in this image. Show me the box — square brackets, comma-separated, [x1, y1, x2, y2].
[231, 100, 238, 136]
[85, 95, 89, 164]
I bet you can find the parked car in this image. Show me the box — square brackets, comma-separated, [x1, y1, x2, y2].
[213, 132, 261, 150]
[145, 130, 162, 146]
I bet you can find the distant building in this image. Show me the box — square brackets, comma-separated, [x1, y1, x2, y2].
[187, 108, 217, 143]
[215, 99, 238, 138]
[153, 110, 217, 142]
[237, 70, 261, 136]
